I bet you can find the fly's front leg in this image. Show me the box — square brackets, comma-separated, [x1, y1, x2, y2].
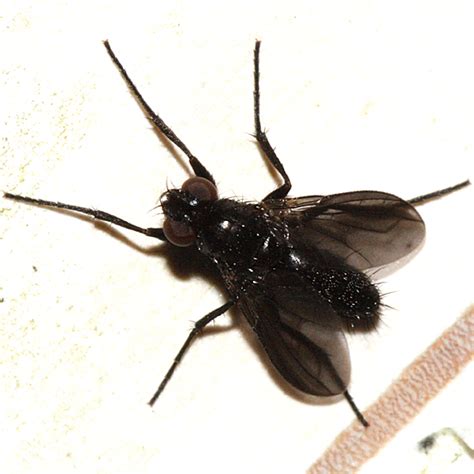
[148, 301, 234, 406]
[3, 193, 166, 240]
[103, 41, 215, 184]
[253, 41, 292, 201]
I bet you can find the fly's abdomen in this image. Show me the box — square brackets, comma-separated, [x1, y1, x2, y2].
[309, 267, 381, 330]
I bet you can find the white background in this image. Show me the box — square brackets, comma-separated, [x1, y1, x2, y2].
[1, 1, 473, 473]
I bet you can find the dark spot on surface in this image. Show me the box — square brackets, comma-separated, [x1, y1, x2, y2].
[418, 434, 436, 453]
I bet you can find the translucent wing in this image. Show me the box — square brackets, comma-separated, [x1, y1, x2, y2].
[238, 270, 351, 396]
[265, 191, 425, 271]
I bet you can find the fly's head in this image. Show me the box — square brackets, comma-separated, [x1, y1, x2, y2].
[161, 177, 218, 247]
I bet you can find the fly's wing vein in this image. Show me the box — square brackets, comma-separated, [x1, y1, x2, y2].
[266, 191, 426, 270]
[238, 271, 351, 397]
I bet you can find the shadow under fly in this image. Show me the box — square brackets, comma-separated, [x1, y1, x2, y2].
[5, 41, 470, 427]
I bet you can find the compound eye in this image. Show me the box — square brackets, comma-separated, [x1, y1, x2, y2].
[182, 177, 218, 202]
[163, 218, 195, 247]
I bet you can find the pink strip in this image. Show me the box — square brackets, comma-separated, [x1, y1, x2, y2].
[308, 305, 474, 474]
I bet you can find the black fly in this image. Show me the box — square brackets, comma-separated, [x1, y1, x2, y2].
[5, 41, 469, 427]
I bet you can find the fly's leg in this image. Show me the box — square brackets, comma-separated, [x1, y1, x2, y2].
[344, 390, 369, 427]
[254, 41, 292, 201]
[103, 41, 215, 184]
[148, 301, 234, 406]
[408, 179, 470, 205]
[3, 193, 166, 240]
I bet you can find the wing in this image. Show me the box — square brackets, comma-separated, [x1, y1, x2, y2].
[238, 270, 351, 396]
[265, 191, 425, 271]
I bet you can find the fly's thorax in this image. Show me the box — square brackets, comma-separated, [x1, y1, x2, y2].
[161, 178, 289, 272]
[195, 200, 287, 268]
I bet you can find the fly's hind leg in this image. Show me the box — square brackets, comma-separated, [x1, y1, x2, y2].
[344, 390, 369, 427]
[408, 180, 470, 205]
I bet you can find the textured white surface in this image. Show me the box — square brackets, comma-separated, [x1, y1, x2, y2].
[1, 2, 473, 473]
